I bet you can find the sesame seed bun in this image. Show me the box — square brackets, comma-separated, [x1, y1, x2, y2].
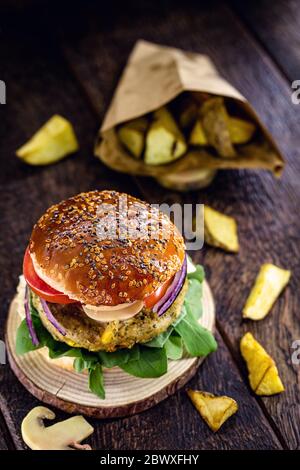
[29, 190, 185, 306]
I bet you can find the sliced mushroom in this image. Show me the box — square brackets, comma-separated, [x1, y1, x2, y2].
[21, 406, 94, 450]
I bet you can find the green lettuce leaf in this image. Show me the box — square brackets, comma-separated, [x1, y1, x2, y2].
[16, 318, 41, 355]
[73, 357, 85, 373]
[120, 346, 167, 378]
[183, 279, 203, 320]
[165, 335, 183, 360]
[187, 263, 205, 282]
[98, 346, 140, 368]
[175, 313, 217, 356]
[88, 363, 105, 399]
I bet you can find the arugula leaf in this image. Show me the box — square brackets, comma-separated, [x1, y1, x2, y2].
[48, 343, 82, 359]
[74, 357, 85, 373]
[120, 346, 167, 378]
[165, 334, 183, 360]
[88, 363, 105, 399]
[16, 319, 42, 355]
[81, 350, 99, 364]
[187, 263, 205, 283]
[174, 259, 217, 356]
[184, 279, 203, 320]
[175, 313, 217, 356]
[98, 345, 140, 368]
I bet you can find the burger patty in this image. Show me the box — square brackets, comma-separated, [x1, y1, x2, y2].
[31, 279, 188, 352]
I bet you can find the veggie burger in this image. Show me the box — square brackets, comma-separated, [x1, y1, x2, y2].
[16, 190, 216, 398]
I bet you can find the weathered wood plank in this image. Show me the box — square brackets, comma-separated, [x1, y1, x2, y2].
[0, 21, 138, 450]
[0, 414, 10, 450]
[0, 4, 283, 449]
[0, 397, 22, 450]
[231, 0, 300, 81]
[58, 1, 300, 448]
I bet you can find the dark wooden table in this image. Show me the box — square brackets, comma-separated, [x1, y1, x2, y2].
[0, 0, 299, 450]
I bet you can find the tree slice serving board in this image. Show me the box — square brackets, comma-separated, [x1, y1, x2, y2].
[5, 280, 215, 419]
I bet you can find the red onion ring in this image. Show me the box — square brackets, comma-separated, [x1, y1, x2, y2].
[40, 298, 66, 336]
[153, 256, 187, 316]
[24, 285, 39, 346]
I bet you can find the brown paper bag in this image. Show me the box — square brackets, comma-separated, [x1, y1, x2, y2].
[95, 40, 284, 189]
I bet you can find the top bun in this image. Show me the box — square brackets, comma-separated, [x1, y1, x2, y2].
[29, 190, 185, 306]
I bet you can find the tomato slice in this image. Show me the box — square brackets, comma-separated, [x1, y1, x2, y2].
[143, 276, 174, 309]
[23, 247, 75, 304]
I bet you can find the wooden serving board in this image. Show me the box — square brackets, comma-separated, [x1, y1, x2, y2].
[5, 281, 215, 419]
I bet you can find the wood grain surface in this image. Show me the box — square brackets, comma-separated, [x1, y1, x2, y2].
[0, 0, 299, 450]
[231, 0, 300, 81]
[0, 418, 9, 450]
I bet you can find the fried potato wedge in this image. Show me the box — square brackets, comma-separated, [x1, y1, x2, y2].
[240, 332, 284, 396]
[157, 168, 217, 191]
[190, 116, 255, 146]
[187, 390, 238, 432]
[117, 117, 148, 159]
[144, 107, 187, 165]
[16, 115, 79, 165]
[243, 264, 291, 320]
[200, 97, 236, 158]
[204, 206, 239, 253]
[229, 117, 256, 144]
[189, 120, 207, 146]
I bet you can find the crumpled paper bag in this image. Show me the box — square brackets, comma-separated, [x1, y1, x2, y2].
[95, 40, 284, 186]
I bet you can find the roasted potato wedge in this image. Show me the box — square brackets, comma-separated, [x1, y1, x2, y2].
[204, 206, 239, 253]
[240, 332, 284, 396]
[157, 168, 217, 191]
[117, 117, 148, 159]
[189, 120, 207, 146]
[229, 117, 256, 144]
[200, 97, 236, 158]
[187, 390, 238, 432]
[190, 116, 255, 146]
[243, 264, 291, 320]
[144, 107, 187, 165]
[16, 115, 79, 165]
